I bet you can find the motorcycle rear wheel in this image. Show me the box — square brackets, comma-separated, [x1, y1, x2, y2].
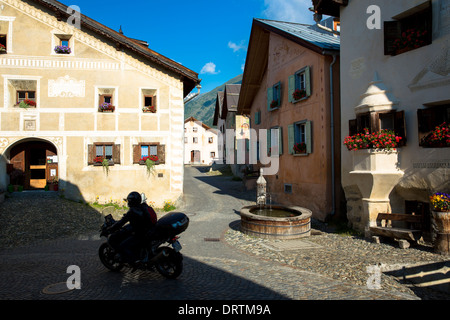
[99, 242, 124, 272]
[155, 247, 183, 279]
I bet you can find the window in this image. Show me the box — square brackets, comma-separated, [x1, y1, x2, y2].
[208, 137, 214, 143]
[133, 143, 165, 164]
[184, 137, 188, 143]
[417, 105, 450, 147]
[284, 184, 293, 194]
[254, 111, 261, 125]
[17, 91, 36, 108]
[97, 87, 116, 112]
[88, 143, 121, 165]
[349, 110, 406, 146]
[141, 89, 157, 113]
[288, 120, 312, 154]
[211, 152, 216, 158]
[384, 1, 432, 56]
[193, 127, 198, 132]
[267, 126, 283, 156]
[193, 137, 198, 143]
[0, 34, 7, 54]
[267, 82, 282, 111]
[54, 34, 72, 54]
[288, 66, 311, 103]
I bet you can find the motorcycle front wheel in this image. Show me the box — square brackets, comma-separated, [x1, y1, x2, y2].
[99, 242, 124, 272]
[155, 247, 183, 279]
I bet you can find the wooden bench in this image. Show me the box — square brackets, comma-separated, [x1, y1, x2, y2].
[370, 213, 424, 243]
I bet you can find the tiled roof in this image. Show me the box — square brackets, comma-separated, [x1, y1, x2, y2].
[255, 19, 340, 51]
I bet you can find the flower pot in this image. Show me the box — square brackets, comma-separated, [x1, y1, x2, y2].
[431, 211, 450, 255]
[351, 149, 399, 172]
[49, 184, 58, 191]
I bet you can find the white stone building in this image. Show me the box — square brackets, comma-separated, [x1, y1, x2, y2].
[184, 117, 218, 165]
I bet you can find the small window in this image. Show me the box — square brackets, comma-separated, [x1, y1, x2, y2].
[267, 82, 282, 110]
[418, 105, 450, 148]
[0, 34, 7, 54]
[142, 95, 156, 113]
[193, 137, 198, 143]
[133, 143, 165, 164]
[288, 120, 312, 154]
[16, 91, 37, 108]
[210, 152, 216, 158]
[288, 66, 311, 103]
[184, 137, 188, 143]
[267, 126, 283, 156]
[88, 143, 120, 165]
[349, 111, 406, 146]
[208, 137, 213, 143]
[384, 1, 432, 56]
[284, 184, 293, 194]
[54, 35, 72, 54]
[97, 88, 116, 112]
[193, 127, 198, 132]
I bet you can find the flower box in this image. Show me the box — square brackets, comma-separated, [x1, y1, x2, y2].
[292, 89, 307, 101]
[0, 44, 6, 54]
[420, 122, 450, 148]
[293, 142, 306, 155]
[98, 102, 115, 112]
[351, 149, 399, 172]
[142, 106, 156, 113]
[54, 45, 71, 54]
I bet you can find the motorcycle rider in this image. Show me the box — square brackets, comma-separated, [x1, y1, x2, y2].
[107, 191, 155, 268]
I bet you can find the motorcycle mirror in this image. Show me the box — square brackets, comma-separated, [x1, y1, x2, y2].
[141, 193, 147, 203]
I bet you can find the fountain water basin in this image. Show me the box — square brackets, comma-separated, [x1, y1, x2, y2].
[240, 205, 312, 240]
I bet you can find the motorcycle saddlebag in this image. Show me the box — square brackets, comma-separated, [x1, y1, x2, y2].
[156, 212, 189, 237]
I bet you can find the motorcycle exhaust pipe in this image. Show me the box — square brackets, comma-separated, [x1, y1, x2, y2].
[149, 248, 169, 263]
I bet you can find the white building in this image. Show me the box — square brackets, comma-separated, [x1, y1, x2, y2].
[313, 0, 450, 235]
[184, 117, 218, 165]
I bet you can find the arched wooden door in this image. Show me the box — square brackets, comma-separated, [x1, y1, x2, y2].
[9, 140, 57, 189]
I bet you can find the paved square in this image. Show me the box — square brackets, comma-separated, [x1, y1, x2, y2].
[261, 239, 322, 251]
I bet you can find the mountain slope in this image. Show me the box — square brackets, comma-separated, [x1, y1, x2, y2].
[185, 74, 243, 127]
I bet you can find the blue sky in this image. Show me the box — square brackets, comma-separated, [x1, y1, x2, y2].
[60, 0, 316, 94]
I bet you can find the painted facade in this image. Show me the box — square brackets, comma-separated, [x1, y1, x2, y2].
[237, 19, 341, 221]
[0, 0, 200, 206]
[314, 0, 450, 234]
[184, 116, 218, 165]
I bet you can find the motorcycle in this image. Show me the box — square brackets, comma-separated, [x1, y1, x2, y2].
[98, 197, 189, 279]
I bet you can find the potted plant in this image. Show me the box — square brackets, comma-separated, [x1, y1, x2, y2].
[93, 156, 104, 165]
[293, 142, 307, 154]
[344, 128, 403, 172]
[420, 122, 450, 148]
[18, 99, 37, 109]
[0, 43, 6, 54]
[54, 45, 71, 54]
[142, 105, 156, 113]
[48, 176, 59, 191]
[393, 29, 428, 54]
[270, 100, 279, 109]
[430, 192, 450, 255]
[293, 89, 306, 101]
[98, 102, 115, 112]
[140, 155, 158, 175]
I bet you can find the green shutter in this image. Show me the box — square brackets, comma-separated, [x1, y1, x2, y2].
[267, 128, 271, 155]
[305, 121, 312, 154]
[277, 82, 282, 107]
[278, 127, 283, 155]
[267, 86, 273, 111]
[288, 124, 294, 154]
[305, 66, 311, 97]
[288, 75, 295, 103]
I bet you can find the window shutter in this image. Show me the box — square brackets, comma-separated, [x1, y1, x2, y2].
[288, 124, 294, 154]
[113, 144, 121, 164]
[394, 110, 407, 146]
[267, 128, 271, 155]
[349, 119, 357, 136]
[305, 121, 312, 154]
[255, 111, 261, 125]
[278, 127, 283, 155]
[276, 82, 282, 107]
[305, 66, 312, 97]
[133, 145, 140, 163]
[288, 75, 295, 103]
[87, 144, 94, 165]
[157, 144, 165, 164]
[384, 21, 401, 55]
[267, 86, 273, 111]
[153, 95, 157, 108]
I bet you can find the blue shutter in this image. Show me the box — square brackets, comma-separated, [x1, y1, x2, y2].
[305, 120, 312, 154]
[288, 124, 294, 155]
[288, 75, 295, 103]
[305, 66, 311, 97]
[267, 86, 273, 111]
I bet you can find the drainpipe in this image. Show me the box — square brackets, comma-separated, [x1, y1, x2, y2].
[323, 50, 338, 217]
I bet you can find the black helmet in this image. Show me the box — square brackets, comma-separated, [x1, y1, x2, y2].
[126, 191, 141, 207]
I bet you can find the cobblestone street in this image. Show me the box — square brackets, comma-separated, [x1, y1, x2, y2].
[0, 166, 448, 304]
